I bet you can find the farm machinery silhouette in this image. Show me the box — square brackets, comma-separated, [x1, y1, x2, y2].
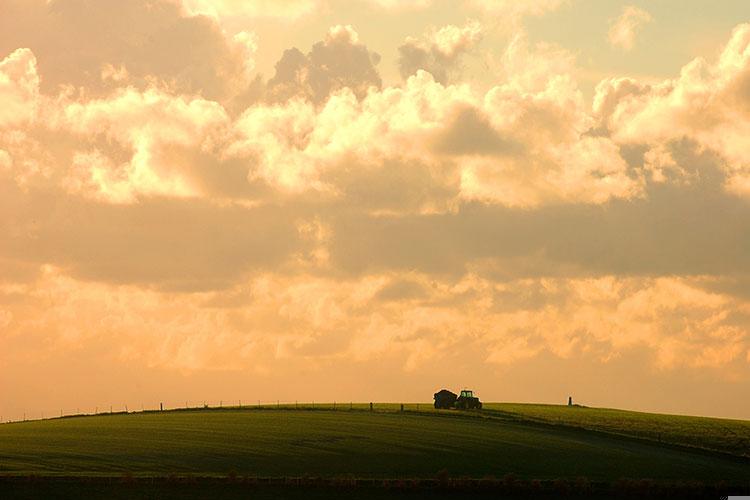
[433, 389, 482, 410]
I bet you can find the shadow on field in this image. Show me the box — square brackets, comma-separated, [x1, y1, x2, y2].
[1, 475, 748, 499]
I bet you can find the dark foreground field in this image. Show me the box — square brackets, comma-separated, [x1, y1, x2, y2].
[1, 404, 748, 498]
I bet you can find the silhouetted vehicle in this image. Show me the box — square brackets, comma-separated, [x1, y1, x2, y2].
[455, 390, 482, 409]
[433, 389, 482, 409]
[433, 389, 458, 409]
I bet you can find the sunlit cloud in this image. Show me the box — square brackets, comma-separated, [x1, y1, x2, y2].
[608, 5, 653, 51]
[1, 0, 750, 420]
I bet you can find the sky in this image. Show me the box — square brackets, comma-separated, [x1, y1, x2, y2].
[1, 0, 750, 421]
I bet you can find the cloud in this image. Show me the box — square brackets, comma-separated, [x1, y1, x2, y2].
[0, 0, 255, 101]
[468, 0, 567, 18]
[231, 33, 637, 208]
[0, 48, 39, 127]
[181, 0, 319, 21]
[596, 23, 750, 197]
[4, 2, 750, 420]
[608, 5, 653, 51]
[3, 268, 747, 378]
[266, 25, 382, 105]
[398, 21, 482, 83]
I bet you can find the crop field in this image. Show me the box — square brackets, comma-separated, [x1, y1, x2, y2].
[0, 405, 748, 498]
[481, 403, 750, 458]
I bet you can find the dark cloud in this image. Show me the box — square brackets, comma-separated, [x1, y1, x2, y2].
[326, 145, 750, 282]
[319, 157, 458, 213]
[398, 42, 452, 84]
[0, 0, 249, 100]
[373, 279, 427, 302]
[0, 183, 308, 291]
[397, 24, 481, 84]
[432, 107, 524, 156]
[266, 29, 382, 104]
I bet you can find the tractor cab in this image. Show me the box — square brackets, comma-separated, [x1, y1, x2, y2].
[460, 390, 474, 398]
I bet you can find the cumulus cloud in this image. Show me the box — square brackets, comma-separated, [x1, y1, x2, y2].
[4, 1, 750, 420]
[608, 5, 652, 51]
[266, 25, 382, 105]
[398, 21, 483, 83]
[0, 48, 39, 127]
[596, 23, 750, 197]
[0, 0, 256, 101]
[233, 32, 637, 207]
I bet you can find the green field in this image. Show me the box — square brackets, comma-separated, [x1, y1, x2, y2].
[482, 403, 750, 458]
[0, 404, 748, 483]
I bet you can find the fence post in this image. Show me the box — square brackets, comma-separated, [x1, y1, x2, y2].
[160, 402, 163, 411]
[369, 402, 373, 412]
[400, 404, 404, 412]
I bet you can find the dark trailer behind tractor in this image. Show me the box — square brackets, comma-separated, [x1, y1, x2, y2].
[434, 389, 482, 409]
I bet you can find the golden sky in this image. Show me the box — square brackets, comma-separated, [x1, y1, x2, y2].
[2, 0, 750, 421]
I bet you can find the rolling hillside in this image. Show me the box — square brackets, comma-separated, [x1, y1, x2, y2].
[0, 405, 747, 482]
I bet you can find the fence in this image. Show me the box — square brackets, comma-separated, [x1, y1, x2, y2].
[0, 401, 434, 424]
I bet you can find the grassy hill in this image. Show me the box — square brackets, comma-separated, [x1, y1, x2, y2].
[482, 403, 750, 458]
[1, 404, 748, 478]
[0, 404, 748, 498]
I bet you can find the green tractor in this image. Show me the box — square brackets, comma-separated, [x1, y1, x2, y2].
[455, 389, 482, 409]
[433, 388, 482, 409]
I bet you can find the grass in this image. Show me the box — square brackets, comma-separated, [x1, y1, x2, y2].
[0, 406, 748, 482]
[481, 403, 750, 458]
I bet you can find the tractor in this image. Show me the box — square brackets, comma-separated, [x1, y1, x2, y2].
[433, 388, 482, 409]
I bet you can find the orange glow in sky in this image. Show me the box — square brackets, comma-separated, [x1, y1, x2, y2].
[2, 0, 750, 422]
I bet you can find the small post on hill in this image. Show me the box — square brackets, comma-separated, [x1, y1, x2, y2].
[369, 402, 373, 412]
[160, 402, 163, 411]
[568, 396, 572, 407]
[400, 404, 404, 412]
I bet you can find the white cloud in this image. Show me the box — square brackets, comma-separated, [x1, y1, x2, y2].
[398, 21, 483, 83]
[608, 5, 652, 51]
[597, 23, 750, 197]
[0, 48, 39, 128]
